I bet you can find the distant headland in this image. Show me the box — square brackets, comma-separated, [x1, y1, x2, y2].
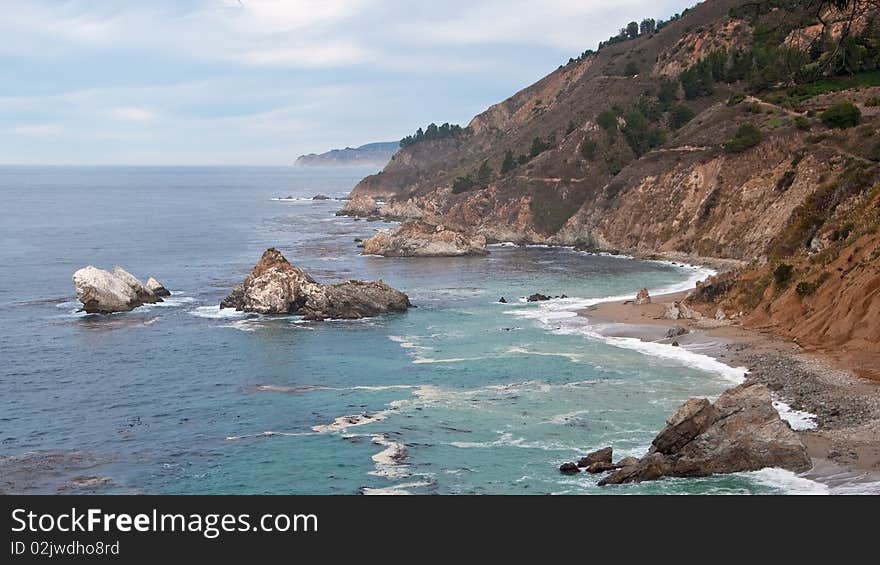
[294, 141, 399, 167]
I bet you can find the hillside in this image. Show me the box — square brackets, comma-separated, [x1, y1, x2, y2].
[343, 0, 880, 363]
[295, 141, 399, 167]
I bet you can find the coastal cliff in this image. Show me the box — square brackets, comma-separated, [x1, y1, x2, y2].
[344, 0, 880, 359]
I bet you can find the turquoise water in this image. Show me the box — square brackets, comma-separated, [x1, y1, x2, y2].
[0, 166, 831, 494]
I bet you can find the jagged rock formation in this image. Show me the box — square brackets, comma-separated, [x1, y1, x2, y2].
[665, 301, 703, 320]
[72, 266, 165, 313]
[598, 382, 811, 485]
[336, 195, 379, 218]
[635, 288, 651, 305]
[146, 277, 171, 297]
[362, 221, 488, 257]
[220, 248, 411, 320]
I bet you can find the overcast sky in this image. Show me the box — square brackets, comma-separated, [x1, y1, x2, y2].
[1, 0, 696, 165]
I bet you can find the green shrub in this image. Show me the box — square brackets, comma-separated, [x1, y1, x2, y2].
[475, 159, 493, 185]
[727, 92, 747, 106]
[529, 136, 552, 158]
[796, 272, 831, 296]
[451, 175, 475, 194]
[794, 116, 811, 130]
[500, 150, 517, 174]
[724, 124, 763, 153]
[773, 263, 794, 286]
[821, 102, 861, 129]
[669, 104, 696, 129]
[581, 137, 598, 160]
[796, 280, 818, 296]
[597, 110, 618, 131]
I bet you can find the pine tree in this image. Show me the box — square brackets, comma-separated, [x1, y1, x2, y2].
[500, 150, 517, 174]
[476, 159, 493, 185]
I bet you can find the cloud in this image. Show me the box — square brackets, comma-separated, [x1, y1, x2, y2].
[235, 41, 373, 67]
[109, 106, 157, 122]
[0, 0, 699, 164]
[12, 124, 63, 136]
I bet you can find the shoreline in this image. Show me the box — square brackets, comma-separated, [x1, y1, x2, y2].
[578, 287, 880, 484]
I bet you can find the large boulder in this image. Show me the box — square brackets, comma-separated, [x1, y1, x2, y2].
[362, 221, 488, 257]
[635, 288, 651, 305]
[220, 248, 411, 320]
[664, 301, 703, 320]
[72, 266, 144, 313]
[599, 383, 811, 486]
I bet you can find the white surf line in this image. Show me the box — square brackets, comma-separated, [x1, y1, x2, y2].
[311, 410, 393, 434]
[369, 434, 410, 479]
[225, 431, 317, 441]
[772, 399, 818, 431]
[506, 260, 747, 385]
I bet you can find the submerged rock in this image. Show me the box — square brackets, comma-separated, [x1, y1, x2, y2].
[362, 221, 488, 257]
[499, 297, 507, 303]
[598, 382, 811, 486]
[220, 248, 411, 320]
[559, 462, 580, 474]
[666, 326, 688, 338]
[527, 293, 551, 302]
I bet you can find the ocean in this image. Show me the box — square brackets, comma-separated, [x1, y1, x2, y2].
[0, 165, 847, 494]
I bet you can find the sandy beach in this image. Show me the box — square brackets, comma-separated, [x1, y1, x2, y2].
[580, 290, 880, 480]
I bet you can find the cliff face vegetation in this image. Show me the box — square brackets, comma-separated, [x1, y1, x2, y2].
[345, 0, 880, 358]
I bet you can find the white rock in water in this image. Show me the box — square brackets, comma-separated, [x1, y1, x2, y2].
[112, 266, 161, 303]
[146, 277, 171, 297]
[73, 266, 143, 314]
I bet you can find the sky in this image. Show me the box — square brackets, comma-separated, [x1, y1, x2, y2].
[1, 0, 697, 165]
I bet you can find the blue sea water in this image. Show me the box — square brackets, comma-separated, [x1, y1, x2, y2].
[0, 165, 837, 494]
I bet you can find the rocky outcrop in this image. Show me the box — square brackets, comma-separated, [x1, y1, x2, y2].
[577, 447, 613, 468]
[220, 248, 411, 320]
[72, 266, 165, 314]
[664, 301, 702, 321]
[559, 462, 580, 474]
[336, 195, 379, 218]
[362, 221, 488, 257]
[598, 383, 811, 485]
[635, 288, 651, 305]
[146, 277, 171, 297]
